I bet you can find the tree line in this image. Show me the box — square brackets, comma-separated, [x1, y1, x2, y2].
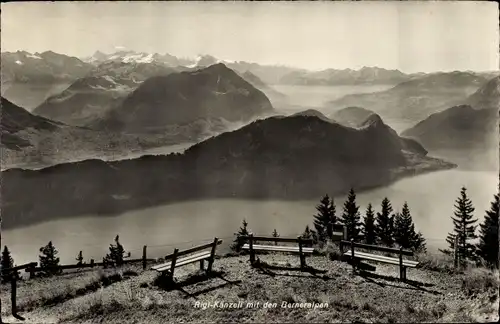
[0, 235, 130, 282]
[232, 186, 499, 269]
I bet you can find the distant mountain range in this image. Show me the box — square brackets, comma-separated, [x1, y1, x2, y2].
[1, 98, 235, 170]
[33, 61, 180, 126]
[279, 66, 414, 86]
[325, 71, 495, 131]
[2, 111, 455, 229]
[1, 97, 61, 150]
[1, 51, 94, 109]
[401, 76, 499, 170]
[91, 63, 274, 132]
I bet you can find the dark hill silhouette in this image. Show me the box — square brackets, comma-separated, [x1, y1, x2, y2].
[2, 113, 454, 229]
[402, 105, 497, 152]
[325, 71, 490, 131]
[1, 97, 61, 150]
[98, 63, 274, 132]
[402, 76, 499, 155]
[34, 61, 177, 126]
[464, 76, 500, 110]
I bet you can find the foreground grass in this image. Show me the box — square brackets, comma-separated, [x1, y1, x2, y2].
[1, 253, 497, 324]
[0, 265, 140, 317]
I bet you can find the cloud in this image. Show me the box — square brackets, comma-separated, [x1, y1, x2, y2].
[114, 45, 126, 50]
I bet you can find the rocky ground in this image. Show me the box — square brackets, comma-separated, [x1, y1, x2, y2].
[1, 252, 498, 323]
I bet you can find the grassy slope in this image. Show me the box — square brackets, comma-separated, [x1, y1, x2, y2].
[1, 253, 498, 324]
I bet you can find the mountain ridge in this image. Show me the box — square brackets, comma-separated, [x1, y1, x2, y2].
[2, 112, 455, 229]
[96, 63, 274, 132]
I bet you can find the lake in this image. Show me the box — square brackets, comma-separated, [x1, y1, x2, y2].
[3, 169, 497, 265]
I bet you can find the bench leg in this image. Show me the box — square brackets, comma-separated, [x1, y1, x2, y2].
[401, 267, 407, 282]
[207, 258, 214, 273]
[299, 254, 306, 270]
[250, 250, 255, 264]
[200, 260, 205, 271]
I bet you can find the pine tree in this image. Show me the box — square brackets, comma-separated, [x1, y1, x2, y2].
[393, 202, 426, 252]
[340, 189, 362, 241]
[393, 203, 412, 249]
[375, 198, 395, 247]
[312, 194, 336, 244]
[477, 191, 499, 268]
[105, 235, 129, 266]
[39, 241, 61, 275]
[412, 231, 427, 253]
[1, 246, 14, 283]
[362, 203, 376, 245]
[76, 251, 84, 265]
[441, 187, 478, 267]
[301, 225, 314, 247]
[231, 219, 250, 252]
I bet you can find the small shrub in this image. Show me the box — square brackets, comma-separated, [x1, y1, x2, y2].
[461, 267, 499, 296]
[122, 270, 138, 277]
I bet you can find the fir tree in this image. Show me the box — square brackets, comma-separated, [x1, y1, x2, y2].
[39, 241, 61, 275]
[340, 188, 362, 241]
[362, 203, 376, 245]
[375, 197, 395, 247]
[1, 246, 14, 283]
[312, 194, 336, 243]
[441, 187, 478, 267]
[231, 219, 250, 252]
[105, 235, 129, 266]
[477, 191, 499, 268]
[301, 225, 314, 248]
[272, 229, 280, 246]
[76, 251, 84, 265]
[412, 231, 427, 253]
[393, 202, 426, 252]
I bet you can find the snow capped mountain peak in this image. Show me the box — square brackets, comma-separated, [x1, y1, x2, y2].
[27, 53, 42, 60]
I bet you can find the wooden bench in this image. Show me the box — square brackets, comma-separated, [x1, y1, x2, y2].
[151, 238, 222, 281]
[241, 233, 315, 270]
[340, 239, 419, 281]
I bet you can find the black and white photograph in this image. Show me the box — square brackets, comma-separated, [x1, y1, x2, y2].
[0, 1, 499, 323]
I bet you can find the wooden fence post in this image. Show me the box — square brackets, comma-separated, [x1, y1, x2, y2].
[343, 226, 348, 241]
[27, 264, 33, 280]
[90, 259, 95, 267]
[11, 273, 24, 320]
[399, 247, 404, 281]
[350, 239, 356, 273]
[453, 236, 459, 269]
[249, 233, 255, 264]
[298, 236, 305, 270]
[11, 276, 17, 315]
[142, 245, 147, 270]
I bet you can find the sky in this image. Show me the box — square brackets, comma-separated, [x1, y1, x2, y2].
[1, 1, 498, 73]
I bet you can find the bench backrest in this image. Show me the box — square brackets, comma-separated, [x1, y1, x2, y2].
[332, 224, 346, 241]
[340, 240, 414, 257]
[1, 262, 37, 275]
[164, 238, 223, 260]
[243, 234, 313, 245]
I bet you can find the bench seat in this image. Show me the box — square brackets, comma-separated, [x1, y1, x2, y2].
[151, 251, 212, 272]
[242, 244, 314, 254]
[344, 251, 419, 268]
